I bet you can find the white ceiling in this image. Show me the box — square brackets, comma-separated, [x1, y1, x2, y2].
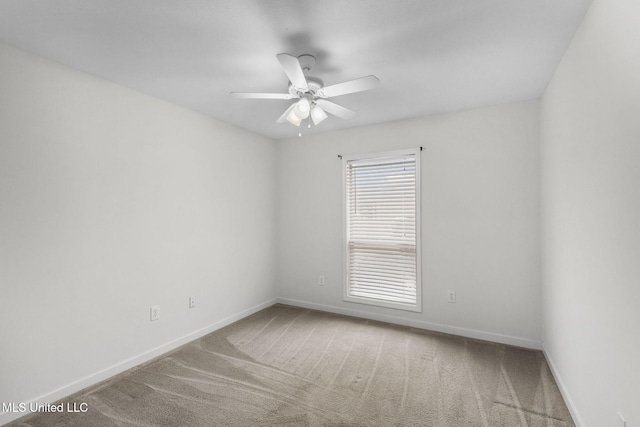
[0, 0, 592, 139]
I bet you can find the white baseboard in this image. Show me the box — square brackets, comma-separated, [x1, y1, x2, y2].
[542, 344, 585, 427]
[277, 297, 542, 350]
[0, 298, 278, 426]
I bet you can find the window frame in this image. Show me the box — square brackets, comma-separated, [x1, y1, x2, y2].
[342, 148, 422, 312]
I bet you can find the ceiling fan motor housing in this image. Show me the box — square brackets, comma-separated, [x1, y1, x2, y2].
[288, 76, 325, 98]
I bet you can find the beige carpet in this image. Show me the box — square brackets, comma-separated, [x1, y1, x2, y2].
[8, 304, 574, 426]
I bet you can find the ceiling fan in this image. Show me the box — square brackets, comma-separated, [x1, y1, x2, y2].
[230, 54, 379, 133]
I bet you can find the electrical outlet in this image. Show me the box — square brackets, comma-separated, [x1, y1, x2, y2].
[318, 275, 325, 286]
[150, 305, 160, 321]
[189, 296, 196, 308]
[447, 291, 456, 303]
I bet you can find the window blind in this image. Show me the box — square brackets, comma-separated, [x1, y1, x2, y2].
[345, 151, 420, 310]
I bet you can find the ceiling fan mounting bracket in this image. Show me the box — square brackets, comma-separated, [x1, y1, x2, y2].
[297, 54, 316, 73]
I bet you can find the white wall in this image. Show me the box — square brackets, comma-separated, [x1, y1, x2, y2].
[540, 0, 640, 425]
[277, 100, 541, 348]
[0, 43, 277, 424]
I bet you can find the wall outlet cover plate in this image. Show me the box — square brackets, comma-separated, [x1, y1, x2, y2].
[150, 305, 160, 321]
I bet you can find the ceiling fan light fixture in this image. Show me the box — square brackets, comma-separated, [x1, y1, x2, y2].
[310, 105, 328, 125]
[293, 96, 311, 120]
[286, 109, 302, 126]
[293, 106, 309, 119]
[298, 96, 311, 112]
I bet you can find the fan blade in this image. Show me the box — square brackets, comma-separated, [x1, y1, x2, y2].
[318, 75, 379, 98]
[315, 99, 356, 120]
[276, 53, 308, 92]
[276, 103, 297, 123]
[230, 92, 294, 100]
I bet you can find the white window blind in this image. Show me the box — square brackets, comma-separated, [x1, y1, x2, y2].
[344, 149, 421, 312]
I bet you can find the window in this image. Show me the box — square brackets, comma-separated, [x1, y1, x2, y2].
[343, 148, 421, 312]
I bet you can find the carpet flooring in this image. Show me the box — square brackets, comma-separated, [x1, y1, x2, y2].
[8, 304, 574, 426]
